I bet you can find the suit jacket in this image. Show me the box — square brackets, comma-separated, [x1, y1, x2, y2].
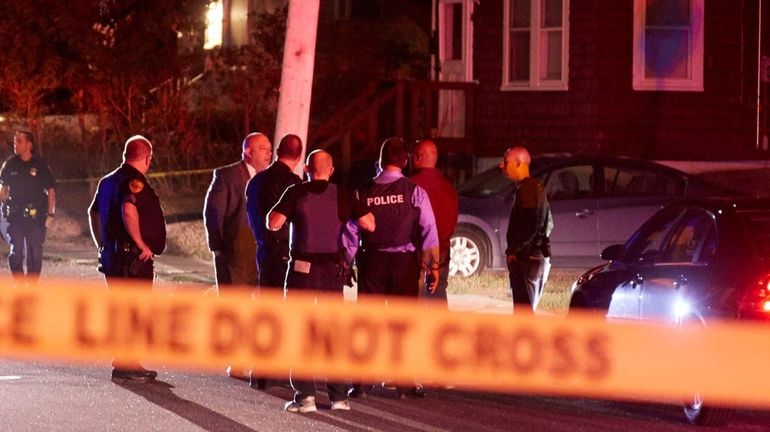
[203, 161, 252, 255]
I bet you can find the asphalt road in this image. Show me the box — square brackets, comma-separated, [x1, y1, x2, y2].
[1, 248, 769, 431]
[1, 356, 770, 432]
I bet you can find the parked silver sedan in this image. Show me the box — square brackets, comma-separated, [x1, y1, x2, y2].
[449, 156, 725, 277]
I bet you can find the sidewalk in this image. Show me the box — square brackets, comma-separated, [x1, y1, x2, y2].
[42, 239, 511, 314]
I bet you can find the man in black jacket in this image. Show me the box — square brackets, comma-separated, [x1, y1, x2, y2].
[500, 146, 551, 315]
[245, 134, 303, 290]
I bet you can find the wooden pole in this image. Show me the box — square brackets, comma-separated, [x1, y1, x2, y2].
[274, 0, 320, 175]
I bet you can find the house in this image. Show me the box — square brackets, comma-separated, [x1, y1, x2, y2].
[460, 0, 770, 160]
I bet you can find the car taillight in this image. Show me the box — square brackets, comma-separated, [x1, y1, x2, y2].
[738, 274, 770, 316]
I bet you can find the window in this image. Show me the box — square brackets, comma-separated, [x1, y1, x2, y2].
[335, 0, 383, 20]
[544, 165, 592, 200]
[502, 0, 569, 90]
[659, 209, 716, 263]
[625, 208, 684, 261]
[632, 0, 704, 91]
[603, 166, 685, 197]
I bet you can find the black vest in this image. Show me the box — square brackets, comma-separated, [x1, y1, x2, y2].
[360, 177, 417, 249]
[292, 182, 342, 254]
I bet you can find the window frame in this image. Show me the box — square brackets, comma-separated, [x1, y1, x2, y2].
[502, 0, 570, 91]
[632, 0, 705, 92]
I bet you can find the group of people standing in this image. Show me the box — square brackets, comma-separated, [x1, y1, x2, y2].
[0, 128, 552, 414]
[203, 134, 460, 412]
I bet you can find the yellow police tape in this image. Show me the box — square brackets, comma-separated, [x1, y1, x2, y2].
[1, 276, 769, 408]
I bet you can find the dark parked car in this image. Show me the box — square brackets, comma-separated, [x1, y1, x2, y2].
[449, 156, 724, 277]
[569, 197, 770, 426]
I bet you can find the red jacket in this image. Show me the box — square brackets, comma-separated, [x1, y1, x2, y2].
[410, 167, 459, 254]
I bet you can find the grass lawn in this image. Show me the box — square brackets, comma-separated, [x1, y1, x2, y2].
[447, 268, 585, 314]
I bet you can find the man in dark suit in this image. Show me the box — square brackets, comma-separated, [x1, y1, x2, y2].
[204, 132, 272, 291]
[246, 134, 303, 290]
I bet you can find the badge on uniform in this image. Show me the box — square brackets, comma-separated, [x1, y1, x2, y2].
[129, 179, 144, 194]
[293, 260, 311, 274]
[30, 167, 37, 177]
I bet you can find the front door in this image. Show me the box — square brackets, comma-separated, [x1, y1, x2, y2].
[437, 0, 473, 137]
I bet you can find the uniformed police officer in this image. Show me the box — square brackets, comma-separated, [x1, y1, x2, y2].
[268, 150, 374, 413]
[88, 135, 166, 383]
[0, 130, 56, 284]
[343, 137, 440, 399]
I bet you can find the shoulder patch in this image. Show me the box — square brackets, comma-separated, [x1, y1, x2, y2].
[129, 179, 144, 194]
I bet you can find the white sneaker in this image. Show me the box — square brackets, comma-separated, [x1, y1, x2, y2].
[284, 396, 317, 413]
[331, 400, 351, 411]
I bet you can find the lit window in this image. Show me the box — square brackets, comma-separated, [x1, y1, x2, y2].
[204, 0, 223, 50]
[502, 0, 570, 91]
[632, 0, 704, 91]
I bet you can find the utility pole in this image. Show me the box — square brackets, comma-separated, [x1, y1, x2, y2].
[273, 0, 320, 175]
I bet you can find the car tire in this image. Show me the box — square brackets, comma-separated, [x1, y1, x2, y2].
[683, 394, 733, 426]
[449, 227, 487, 277]
[679, 316, 734, 427]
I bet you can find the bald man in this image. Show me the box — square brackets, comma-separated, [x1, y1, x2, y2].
[500, 146, 551, 314]
[267, 150, 374, 413]
[204, 133, 272, 292]
[409, 139, 459, 304]
[89, 135, 166, 383]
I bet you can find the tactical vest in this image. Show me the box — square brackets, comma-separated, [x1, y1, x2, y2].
[360, 177, 417, 249]
[291, 183, 342, 254]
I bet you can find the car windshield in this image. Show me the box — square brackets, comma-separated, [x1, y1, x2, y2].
[738, 210, 770, 257]
[457, 158, 554, 198]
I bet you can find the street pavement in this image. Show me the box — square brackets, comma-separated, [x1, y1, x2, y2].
[0, 239, 512, 431]
[2, 241, 770, 431]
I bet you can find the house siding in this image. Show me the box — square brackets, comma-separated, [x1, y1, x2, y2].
[472, 0, 768, 160]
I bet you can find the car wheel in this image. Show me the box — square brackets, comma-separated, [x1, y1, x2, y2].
[679, 316, 734, 427]
[449, 227, 487, 277]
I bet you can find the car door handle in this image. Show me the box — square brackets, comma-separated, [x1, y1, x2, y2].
[575, 209, 595, 218]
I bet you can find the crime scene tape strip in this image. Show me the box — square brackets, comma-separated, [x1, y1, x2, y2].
[1, 276, 769, 408]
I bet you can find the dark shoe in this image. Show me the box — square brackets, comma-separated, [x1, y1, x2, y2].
[398, 385, 426, 399]
[348, 385, 368, 398]
[111, 368, 156, 383]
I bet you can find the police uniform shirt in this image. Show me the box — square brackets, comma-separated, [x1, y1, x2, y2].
[0, 155, 55, 216]
[89, 164, 166, 255]
[271, 180, 369, 255]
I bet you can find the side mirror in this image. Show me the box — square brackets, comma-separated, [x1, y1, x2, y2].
[600, 244, 626, 261]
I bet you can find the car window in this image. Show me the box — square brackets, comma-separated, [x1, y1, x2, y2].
[456, 168, 510, 197]
[658, 209, 716, 264]
[603, 166, 685, 197]
[624, 208, 685, 260]
[544, 165, 593, 201]
[456, 158, 560, 198]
